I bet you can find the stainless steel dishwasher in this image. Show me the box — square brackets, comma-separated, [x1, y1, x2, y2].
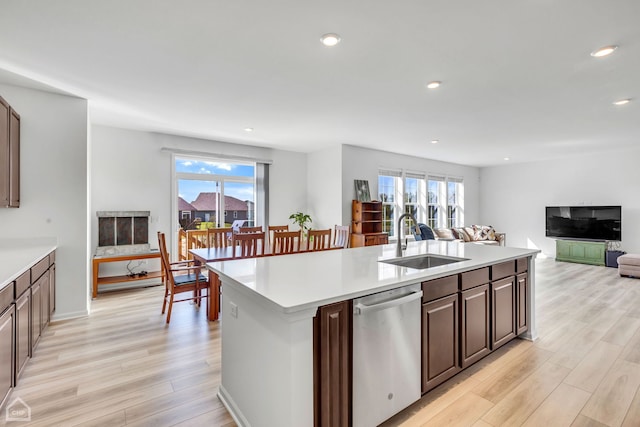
[352, 284, 423, 427]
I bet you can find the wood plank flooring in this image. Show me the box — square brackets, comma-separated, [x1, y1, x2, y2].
[385, 258, 640, 427]
[2, 257, 640, 426]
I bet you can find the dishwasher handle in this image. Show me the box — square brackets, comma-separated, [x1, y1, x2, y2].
[354, 290, 423, 315]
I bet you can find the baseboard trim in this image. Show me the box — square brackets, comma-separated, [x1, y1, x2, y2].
[218, 385, 250, 427]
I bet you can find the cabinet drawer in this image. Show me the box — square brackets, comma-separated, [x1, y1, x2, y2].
[15, 271, 30, 298]
[0, 283, 13, 313]
[516, 257, 527, 274]
[31, 257, 49, 283]
[491, 261, 515, 281]
[422, 275, 458, 302]
[460, 267, 489, 291]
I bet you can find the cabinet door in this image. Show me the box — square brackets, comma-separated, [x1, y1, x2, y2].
[0, 306, 15, 409]
[422, 294, 460, 393]
[31, 280, 42, 352]
[41, 272, 50, 330]
[49, 264, 56, 316]
[0, 97, 9, 207]
[15, 291, 30, 381]
[491, 277, 516, 350]
[460, 284, 490, 368]
[9, 109, 19, 207]
[516, 273, 528, 335]
[376, 234, 389, 245]
[314, 300, 351, 427]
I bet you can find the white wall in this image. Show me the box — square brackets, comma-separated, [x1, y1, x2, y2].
[306, 145, 343, 229]
[0, 84, 89, 320]
[91, 125, 307, 272]
[341, 145, 481, 234]
[480, 149, 640, 256]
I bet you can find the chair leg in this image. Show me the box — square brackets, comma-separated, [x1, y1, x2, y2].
[166, 293, 174, 324]
[161, 287, 169, 314]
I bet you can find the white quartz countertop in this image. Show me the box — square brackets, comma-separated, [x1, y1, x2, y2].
[0, 238, 58, 290]
[207, 240, 540, 315]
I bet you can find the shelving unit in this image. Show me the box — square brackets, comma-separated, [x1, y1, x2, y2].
[351, 200, 388, 247]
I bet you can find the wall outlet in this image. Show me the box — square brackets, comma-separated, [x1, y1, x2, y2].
[230, 301, 238, 318]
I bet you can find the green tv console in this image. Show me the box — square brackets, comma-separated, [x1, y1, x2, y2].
[555, 239, 606, 266]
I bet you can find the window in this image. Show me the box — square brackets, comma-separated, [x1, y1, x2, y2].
[175, 157, 256, 230]
[378, 171, 400, 238]
[404, 172, 425, 235]
[427, 176, 445, 229]
[447, 178, 464, 228]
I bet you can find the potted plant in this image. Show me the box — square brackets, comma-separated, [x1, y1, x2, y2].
[289, 212, 312, 239]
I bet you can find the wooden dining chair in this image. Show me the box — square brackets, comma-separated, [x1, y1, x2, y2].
[232, 232, 266, 258]
[238, 226, 263, 234]
[307, 229, 332, 251]
[158, 232, 209, 324]
[333, 225, 350, 249]
[207, 227, 232, 248]
[272, 230, 301, 255]
[177, 228, 189, 261]
[268, 225, 289, 246]
[187, 229, 208, 248]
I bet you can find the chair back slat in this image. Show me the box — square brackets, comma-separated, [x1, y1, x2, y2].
[307, 229, 332, 251]
[207, 227, 232, 248]
[238, 226, 263, 234]
[333, 225, 350, 248]
[272, 230, 301, 255]
[232, 232, 266, 258]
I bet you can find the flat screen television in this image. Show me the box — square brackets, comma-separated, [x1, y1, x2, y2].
[545, 206, 621, 241]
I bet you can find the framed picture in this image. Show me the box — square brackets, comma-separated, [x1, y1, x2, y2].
[354, 180, 371, 202]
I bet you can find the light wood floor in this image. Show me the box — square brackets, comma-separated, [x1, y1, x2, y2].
[3, 257, 640, 426]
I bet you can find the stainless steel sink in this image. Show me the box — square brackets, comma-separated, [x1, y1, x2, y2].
[379, 254, 468, 269]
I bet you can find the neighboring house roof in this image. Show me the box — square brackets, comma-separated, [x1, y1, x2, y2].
[190, 193, 248, 211]
[178, 197, 197, 211]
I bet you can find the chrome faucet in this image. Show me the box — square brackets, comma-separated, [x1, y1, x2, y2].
[396, 213, 418, 257]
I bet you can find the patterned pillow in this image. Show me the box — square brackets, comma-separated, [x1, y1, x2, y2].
[472, 225, 496, 241]
[452, 227, 471, 242]
[464, 227, 476, 241]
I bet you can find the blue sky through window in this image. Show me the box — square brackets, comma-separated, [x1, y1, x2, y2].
[177, 159, 255, 203]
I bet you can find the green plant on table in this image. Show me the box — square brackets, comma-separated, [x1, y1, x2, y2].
[289, 212, 312, 238]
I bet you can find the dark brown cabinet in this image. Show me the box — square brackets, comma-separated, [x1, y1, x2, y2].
[31, 279, 42, 352]
[314, 300, 351, 427]
[460, 284, 490, 368]
[516, 272, 528, 335]
[422, 293, 460, 393]
[0, 95, 20, 208]
[351, 200, 388, 247]
[0, 305, 15, 409]
[491, 277, 517, 350]
[15, 291, 30, 380]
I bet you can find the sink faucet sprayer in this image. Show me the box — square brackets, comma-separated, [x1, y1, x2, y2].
[396, 213, 419, 257]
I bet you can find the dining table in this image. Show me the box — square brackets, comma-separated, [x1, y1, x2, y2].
[190, 244, 342, 321]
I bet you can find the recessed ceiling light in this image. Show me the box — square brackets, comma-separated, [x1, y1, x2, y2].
[426, 81, 441, 89]
[244, 127, 254, 132]
[590, 45, 618, 57]
[430, 140, 439, 144]
[320, 33, 341, 47]
[504, 157, 510, 161]
[613, 98, 631, 106]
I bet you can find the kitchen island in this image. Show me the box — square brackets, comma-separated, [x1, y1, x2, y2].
[207, 239, 539, 427]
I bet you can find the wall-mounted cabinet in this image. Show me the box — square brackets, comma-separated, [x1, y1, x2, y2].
[0, 95, 20, 208]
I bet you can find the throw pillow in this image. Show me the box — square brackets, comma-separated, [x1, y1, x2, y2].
[452, 227, 471, 242]
[434, 228, 454, 239]
[472, 225, 496, 241]
[463, 226, 475, 241]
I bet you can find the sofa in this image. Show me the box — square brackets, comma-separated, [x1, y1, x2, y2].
[433, 225, 506, 246]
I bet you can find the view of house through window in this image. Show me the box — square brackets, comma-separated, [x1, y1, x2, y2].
[176, 157, 256, 230]
[380, 170, 464, 238]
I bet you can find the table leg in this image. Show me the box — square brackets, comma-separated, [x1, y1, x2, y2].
[208, 271, 220, 321]
[92, 259, 99, 299]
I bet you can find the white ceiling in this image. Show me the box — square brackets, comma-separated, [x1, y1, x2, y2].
[1, 0, 638, 167]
